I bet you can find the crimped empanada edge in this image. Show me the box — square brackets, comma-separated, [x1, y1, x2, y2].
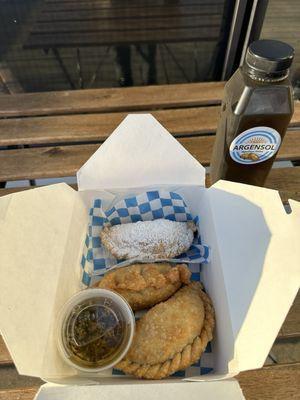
[115, 286, 215, 379]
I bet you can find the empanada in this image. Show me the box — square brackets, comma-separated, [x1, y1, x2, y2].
[116, 282, 215, 379]
[95, 263, 191, 310]
[100, 219, 196, 260]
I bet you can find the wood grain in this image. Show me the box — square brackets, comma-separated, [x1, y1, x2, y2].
[0, 107, 221, 146]
[1, 132, 300, 181]
[0, 187, 41, 197]
[237, 363, 300, 400]
[24, 26, 219, 48]
[0, 82, 224, 117]
[0, 387, 38, 400]
[0, 364, 299, 399]
[0, 105, 300, 147]
[0, 336, 11, 366]
[42, 0, 224, 12]
[32, 15, 221, 34]
[0, 87, 298, 127]
[0, 62, 23, 94]
[264, 165, 300, 193]
[38, 5, 222, 23]
[279, 290, 300, 339]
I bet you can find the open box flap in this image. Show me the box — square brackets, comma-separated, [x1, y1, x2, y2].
[0, 183, 88, 377]
[34, 380, 245, 400]
[207, 180, 300, 372]
[77, 114, 206, 191]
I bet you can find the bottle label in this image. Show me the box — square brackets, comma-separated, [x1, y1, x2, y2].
[229, 126, 281, 164]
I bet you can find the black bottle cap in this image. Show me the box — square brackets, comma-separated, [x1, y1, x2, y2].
[245, 39, 294, 80]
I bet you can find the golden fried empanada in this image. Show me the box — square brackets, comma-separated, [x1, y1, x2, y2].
[95, 263, 191, 310]
[116, 282, 215, 379]
[100, 219, 196, 260]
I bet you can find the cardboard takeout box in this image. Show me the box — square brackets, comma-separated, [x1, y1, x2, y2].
[0, 115, 299, 399]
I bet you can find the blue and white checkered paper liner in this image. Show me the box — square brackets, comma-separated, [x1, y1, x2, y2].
[80, 191, 213, 377]
[81, 191, 210, 286]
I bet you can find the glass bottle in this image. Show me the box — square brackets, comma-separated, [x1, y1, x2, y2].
[210, 39, 294, 186]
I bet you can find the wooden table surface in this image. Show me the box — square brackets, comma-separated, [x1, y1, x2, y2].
[0, 81, 299, 399]
[24, 0, 223, 49]
[0, 363, 299, 400]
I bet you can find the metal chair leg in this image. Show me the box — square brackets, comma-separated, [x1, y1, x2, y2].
[163, 44, 190, 83]
[76, 48, 84, 89]
[159, 45, 169, 84]
[147, 44, 157, 85]
[52, 48, 76, 90]
[88, 46, 110, 88]
[115, 45, 133, 86]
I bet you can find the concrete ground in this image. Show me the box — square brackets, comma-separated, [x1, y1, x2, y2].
[266, 338, 300, 365]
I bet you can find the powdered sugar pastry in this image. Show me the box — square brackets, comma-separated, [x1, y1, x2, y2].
[100, 219, 197, 260]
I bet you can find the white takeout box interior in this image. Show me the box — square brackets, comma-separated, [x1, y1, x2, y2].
[0, 114, 299, 400]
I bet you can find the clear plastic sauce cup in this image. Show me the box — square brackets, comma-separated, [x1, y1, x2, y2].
[57, 289, 135, 373]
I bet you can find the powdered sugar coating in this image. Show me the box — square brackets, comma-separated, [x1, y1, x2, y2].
[100, 219, 196, 260]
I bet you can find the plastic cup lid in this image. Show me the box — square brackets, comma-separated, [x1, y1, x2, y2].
[56, 288, 135, 373]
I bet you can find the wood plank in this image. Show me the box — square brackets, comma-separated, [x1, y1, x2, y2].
[1, 107, 300, 148]
[0, 336, 11, 366]
[2, 130, 300, 181]
[24, 26, 219, 49]
[0, 62, 23, 94]
[0, 187, 38, 197]
[0, 145, 93, 181]
[205, 167, 300, 201]
[293, 101, 300, 125]
[1, 133, 300, 181]
[32, 15, 221, 35]
[204, 166, 300, 204]
[38, 5, 222, 23]
[44, 0, 224, 4]
[41, 0, 224, 13]
[237, 363, 300, 400]
[279, 291, 300, 339]
[268, 338, 300, 365]
[0, 107, 221, 146]
[264, 165, 300, 193]
[279, 189, 300, 204]
[0, 364, 299, 399]
[0, 85, 299, 126]
[0, 82, 225, 117]
[0, 387, 38, 400]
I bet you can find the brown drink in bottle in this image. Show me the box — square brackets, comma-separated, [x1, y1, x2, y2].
[211, 39, 294, 186]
